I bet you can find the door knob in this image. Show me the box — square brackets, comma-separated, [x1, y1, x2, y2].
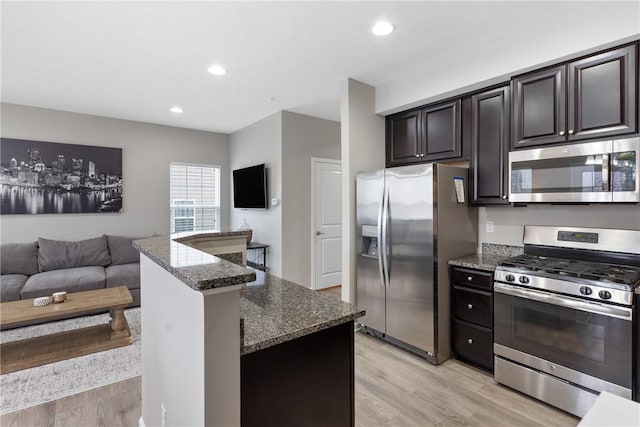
[467, 304, 473, 310]
[568, 129, 574, 135]
[415, 154, 420, 158]
[559, 130, 565, 136]
[467, 339, 473, 344]
[316, 231, 325, 236]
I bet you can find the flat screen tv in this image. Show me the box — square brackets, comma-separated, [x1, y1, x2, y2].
[233, 164, 268, 209]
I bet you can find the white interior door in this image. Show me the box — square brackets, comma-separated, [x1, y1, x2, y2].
[312, 159, 342, 290]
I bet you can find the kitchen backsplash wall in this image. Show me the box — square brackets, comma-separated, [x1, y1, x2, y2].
[478, 204, 640, 249]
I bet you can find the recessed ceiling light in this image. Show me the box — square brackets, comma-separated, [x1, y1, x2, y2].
[372, 21, 394, 36]
[170, 106, 184, 114]
[207, 64, 227, 76]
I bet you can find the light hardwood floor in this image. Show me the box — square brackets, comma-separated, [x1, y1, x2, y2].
[1, 331, 578, 426]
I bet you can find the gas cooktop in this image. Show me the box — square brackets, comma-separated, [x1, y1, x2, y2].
[498, 253, 640, 289]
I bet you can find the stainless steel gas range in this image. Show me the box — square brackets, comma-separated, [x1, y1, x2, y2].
[493, 226, 640, 418]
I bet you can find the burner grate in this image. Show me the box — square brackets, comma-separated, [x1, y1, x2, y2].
[498, 254, 640, 287]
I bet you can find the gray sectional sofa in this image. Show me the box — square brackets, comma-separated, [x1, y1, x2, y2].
[0, 235, 141, 309]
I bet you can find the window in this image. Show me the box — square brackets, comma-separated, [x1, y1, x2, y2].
[170, 163, 220, 233]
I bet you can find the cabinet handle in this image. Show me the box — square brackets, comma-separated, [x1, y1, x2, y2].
[420, 153, 425, 157]
[502, 195, 508, 199]
[415, 154, 420, 158]
[467, 303, 473, 310]
[559, 130, 565, 136]
[467, 276, 473, 281]
[467, 339, 473, 344]
[568, 129, 574, 135]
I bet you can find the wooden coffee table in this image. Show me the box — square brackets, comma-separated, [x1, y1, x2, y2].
[0, 286, 133, 374]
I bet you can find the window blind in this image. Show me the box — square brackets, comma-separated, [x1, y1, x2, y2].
[169, 163, 220, 233]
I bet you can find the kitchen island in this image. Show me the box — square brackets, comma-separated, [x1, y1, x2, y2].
[134, 232, 364, 427]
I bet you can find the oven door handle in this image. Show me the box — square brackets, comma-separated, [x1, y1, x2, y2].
[494, 283, 632, 321]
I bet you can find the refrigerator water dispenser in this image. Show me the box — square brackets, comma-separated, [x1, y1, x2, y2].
[361, 225, 379, 257]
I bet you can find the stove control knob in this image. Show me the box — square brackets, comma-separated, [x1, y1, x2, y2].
[519, 276, 530, 284]
[579, 286, 592, 296]
[598, 290, 612, 300]
[505, 274, 515, 282]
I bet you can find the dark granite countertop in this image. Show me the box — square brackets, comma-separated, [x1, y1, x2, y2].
[133, 231, 256, 290]
[134, 232, 364, 354]
[240, 270, 364, 355]
[448, 254, 508, 272]
[448, 243, 524, 272]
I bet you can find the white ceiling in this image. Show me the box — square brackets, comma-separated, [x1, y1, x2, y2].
[2, 1, 639, 134]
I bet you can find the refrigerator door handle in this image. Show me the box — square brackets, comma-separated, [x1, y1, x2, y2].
[376, 185, 386, 288]
[381, 186, 390, 288]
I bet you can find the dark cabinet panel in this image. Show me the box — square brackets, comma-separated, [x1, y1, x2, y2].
[452, 286, 493, 328]
[452, 319, 494, 372]
[422, 99, 461, 161]
[242, 322, 354, 427]
[450, 266, 494, 372]
[450, 267, 493, 290]
[568, 45, 637, 141]
[512, 66, 566, 148]
[470, 86, 510, 205]
[386, 109, 422, 167]
[513, 43, 638, 149]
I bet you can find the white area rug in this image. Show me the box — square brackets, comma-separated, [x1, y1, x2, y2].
[0, 307, 141, 415]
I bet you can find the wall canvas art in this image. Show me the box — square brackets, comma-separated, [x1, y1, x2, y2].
[1, 138, 123, 214]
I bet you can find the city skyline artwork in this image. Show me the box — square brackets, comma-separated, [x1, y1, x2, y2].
[0, 138, 123, 214]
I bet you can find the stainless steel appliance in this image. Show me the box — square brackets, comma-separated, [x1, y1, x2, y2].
[356, 163, 477, 364]
[509, 137, 639, 203]
[494, 225, 640, 417]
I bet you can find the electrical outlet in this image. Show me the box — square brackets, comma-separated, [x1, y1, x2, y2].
[161, 403, 166, 427]
[486, 221, 494, 233]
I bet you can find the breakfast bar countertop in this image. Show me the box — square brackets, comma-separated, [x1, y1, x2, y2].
[133, 231, 256, 291]
[134, 231, 364, 355]
[240, 270, 365, 355]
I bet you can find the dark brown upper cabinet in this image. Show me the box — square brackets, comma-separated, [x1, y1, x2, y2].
[469, 86, 511, 205]
[512, 66, 566, 148]
[512, 44, 637, 149]
[386, 109, 422, 167]
[386, 99, 462, 167]
[421, 99, 462, 161]
[568, 46, 637, 141]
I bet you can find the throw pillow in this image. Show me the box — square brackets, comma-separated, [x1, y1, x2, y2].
[38, 236, 111, 272]
[106, 235, 142, 265]
[0, 241, 39, 275]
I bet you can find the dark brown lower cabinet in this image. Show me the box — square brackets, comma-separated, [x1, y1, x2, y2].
[241, 321, 354, 427]
[452, 319, 493, 370]
[450, 266, 494, 372]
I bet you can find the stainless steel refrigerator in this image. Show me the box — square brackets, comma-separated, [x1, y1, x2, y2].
[356, 163, 477, 364]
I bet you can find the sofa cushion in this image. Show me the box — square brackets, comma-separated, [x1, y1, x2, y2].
[0, 274, 29, 302]
[38, 236, 111, 272]
[0, 242, 39, 276]
[21, 266, 106, 299]
[106, 235, 141, 265]
[105, 263, 140, 290]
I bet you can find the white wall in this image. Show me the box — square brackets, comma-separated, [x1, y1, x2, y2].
[229, 112, 283, 276]
[140, 255, 241, 427]
[479, 205, 640, 248]
[340, 79, 385, 303]
[1, 103, 230, 243]
[281, 111, 341, 287]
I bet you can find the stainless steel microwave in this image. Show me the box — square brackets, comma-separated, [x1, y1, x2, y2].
[509, 138, 639, 203]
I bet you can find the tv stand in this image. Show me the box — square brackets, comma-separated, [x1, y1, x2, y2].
[247, 242, 268, 271]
